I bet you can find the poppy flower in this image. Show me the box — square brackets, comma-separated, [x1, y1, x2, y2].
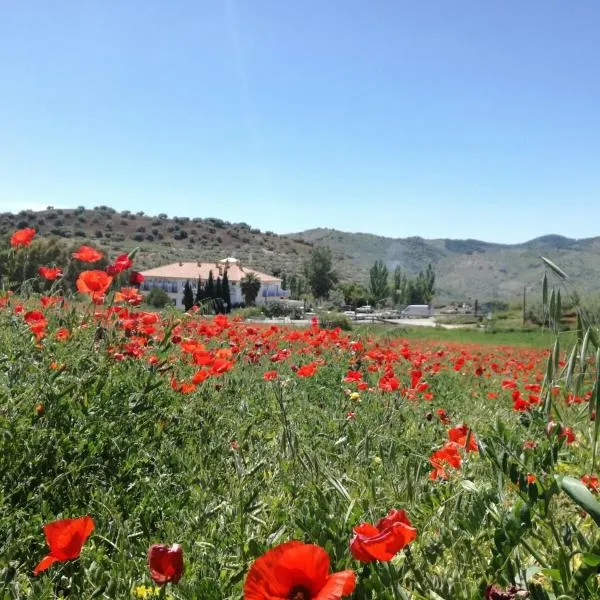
[72, 245, 104, 263]
[105, 253, 132, 275]
[148, 543, 184, 585]
[448, 424, 478, 453]
[130, 270, 145, 285]
[244, 541, 355, 600]
[76, 270, 113, 302]
[33, 516, 94, 575]
[350, 509, 417, 563]
[263, 370, 278, 381]
[38, 266, 63, 280]
[114, 287, 143, 306]
[297, 363, 317, 378]
[436, 408, 450, 424]
[429, 442, 462, 480]
[10, 228, 36, 248]
[582, 474, 600, 494]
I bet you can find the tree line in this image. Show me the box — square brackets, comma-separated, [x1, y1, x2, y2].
[280, 246, 435, 308]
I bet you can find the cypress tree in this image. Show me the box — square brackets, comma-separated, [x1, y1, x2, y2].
[222, 270, 231, 312]
[206, 270, 215, 299]
[195, 277, 204, 304]
[215, 277, 222, 302]
[183, 281, 194, 311]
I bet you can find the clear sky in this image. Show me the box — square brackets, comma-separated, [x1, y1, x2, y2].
[1, 1, 599, 243]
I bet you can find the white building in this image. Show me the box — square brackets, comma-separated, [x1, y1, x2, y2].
[140, 258, 288, 308]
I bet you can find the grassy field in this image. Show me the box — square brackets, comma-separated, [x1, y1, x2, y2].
[2, 240, 600, 599]
[355, 322, 560, 349]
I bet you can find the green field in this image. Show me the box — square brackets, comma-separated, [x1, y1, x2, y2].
[2, 283, 600, 599]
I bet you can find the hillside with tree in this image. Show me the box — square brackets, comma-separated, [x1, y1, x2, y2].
[2, 206, 600, 302]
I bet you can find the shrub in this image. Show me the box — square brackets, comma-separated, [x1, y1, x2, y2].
[145, 287, 171, 308]
[231, 306, 262, 319]
[316, 311, 352, 331]
[262, 302, 303, 320]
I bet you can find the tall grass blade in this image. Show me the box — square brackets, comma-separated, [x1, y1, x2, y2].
[541, 256, 569, 280]
[560, 476, 600, 527]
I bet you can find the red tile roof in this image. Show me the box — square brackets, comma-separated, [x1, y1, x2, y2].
[140, 261, 281, 284]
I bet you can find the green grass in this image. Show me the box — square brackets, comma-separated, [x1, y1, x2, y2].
[355, 323, 559, 349]
[1, 299, 599, 599]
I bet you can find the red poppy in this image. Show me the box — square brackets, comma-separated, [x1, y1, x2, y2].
[429, 442, 462, 480]
[263, 370, 278, 381]
[76, 270, 113, 302]
[448, 424, 478, 453]
[33, 516, 94, 575]
[55, 328, 70, 341]
[244, 541, 355, 600]
[436, 408, 450, 424]
[296, 363, 317, 378]
[38, 266, 63, 280]
[582, 474, 600, 494]
[350, 509, 417, 563]
[105, 253, 132, 275]
[72, 245, 104, 263]
[10, 228, 36, 248]
[343, 370, 362, 383]
[130, 270, 145, 285]
[192, 369, 210, 384]
[148, 543, 184, 585]
[114, 287, 143, 306]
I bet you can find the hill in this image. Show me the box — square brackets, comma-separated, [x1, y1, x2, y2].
[2, 206, 600, 302]
[286, 228, 600, 301]
[0, 206, 314, 279]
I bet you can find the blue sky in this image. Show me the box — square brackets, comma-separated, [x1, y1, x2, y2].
[1, 1, 599, 243]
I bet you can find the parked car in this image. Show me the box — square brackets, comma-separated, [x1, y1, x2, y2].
[356, 305, 374, 314]
[400, 304, 433, 318]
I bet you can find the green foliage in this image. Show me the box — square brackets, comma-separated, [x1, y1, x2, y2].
[390, 263, 435, 306]
[231, 305, 262, 319]
[240, 272, 261, 305]
[288, 273, 309, 299]
[205, 270, 215, 300]
[145, 287, 171, 308]
[221, 270, 231, 311]
[369, 260, 389, 306]
[194, 276, 205, 304]
[316, 311, 352, 330]
[262, 302, 304, 319]
[304, 246, 337, 299]
[0, 237, 70, 292]
[182, 281, 194, 311]
[339, 281, 371, 309]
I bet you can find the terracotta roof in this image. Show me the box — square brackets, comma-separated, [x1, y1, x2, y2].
[140, 261, 281, 284]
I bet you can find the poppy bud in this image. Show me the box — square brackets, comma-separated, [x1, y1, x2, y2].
[35, 403, 45, 416]
[546, 420, 557, 437]
[148, 544, 184, 585]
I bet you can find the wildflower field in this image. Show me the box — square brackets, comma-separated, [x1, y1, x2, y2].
[2, 232, 600, 600]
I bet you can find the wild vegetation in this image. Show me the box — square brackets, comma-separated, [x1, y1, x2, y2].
[3, 228, 600, 599]
[4, 207, 600, 302]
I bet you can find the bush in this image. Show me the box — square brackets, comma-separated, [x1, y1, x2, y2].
[145, 287, 171, 308]
[262, 302, 304, 320]
[231, 306, 262, 319]
[316, 311, 352, 331]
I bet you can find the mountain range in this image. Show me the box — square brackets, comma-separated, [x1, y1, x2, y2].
[1, 206, 598, 302]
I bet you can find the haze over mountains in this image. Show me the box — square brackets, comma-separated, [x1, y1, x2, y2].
[1, 207, 598, 302]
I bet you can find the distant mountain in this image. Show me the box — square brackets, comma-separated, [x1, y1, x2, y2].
[1, 207, 598, 302]
[286, 228, 600, 301]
